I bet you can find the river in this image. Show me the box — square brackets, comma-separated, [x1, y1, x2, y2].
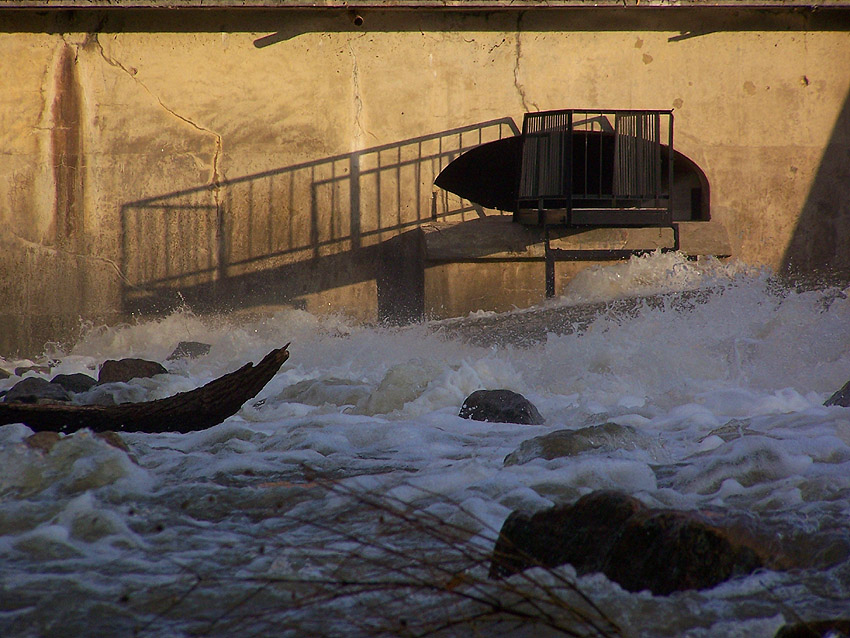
[1, 252, 849, 637]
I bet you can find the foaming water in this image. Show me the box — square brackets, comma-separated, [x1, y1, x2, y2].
[2, 252, 850, 637]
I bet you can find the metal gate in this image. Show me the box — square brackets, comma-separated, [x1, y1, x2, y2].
[516, 109, 673, 227]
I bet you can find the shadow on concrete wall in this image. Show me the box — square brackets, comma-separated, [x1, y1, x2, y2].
[120, 118, 519, 323]
[781, 91, 850, 285]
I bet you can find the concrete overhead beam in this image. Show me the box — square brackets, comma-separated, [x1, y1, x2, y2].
[4, 0, 850, 9]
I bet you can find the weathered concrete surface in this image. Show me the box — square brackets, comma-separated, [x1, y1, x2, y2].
[1, 7, 849, 354]
[676, 221, 732, 256]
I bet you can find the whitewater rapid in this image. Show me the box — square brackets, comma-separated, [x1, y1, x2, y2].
[1, 252, 849, 637]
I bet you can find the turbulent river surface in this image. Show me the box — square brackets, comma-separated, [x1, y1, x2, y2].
[2, 253, 850, 638]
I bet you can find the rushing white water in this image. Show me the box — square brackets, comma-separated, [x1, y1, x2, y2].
[1, 252, 849, 637]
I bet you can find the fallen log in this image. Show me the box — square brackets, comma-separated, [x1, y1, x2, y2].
[0, 344, 289, 434]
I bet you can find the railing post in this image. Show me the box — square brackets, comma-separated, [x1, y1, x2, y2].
[545, 227, 555, 298]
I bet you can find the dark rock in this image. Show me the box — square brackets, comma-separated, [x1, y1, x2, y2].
[459, 389, 544, 425]
[504, 422, 645, 466]
[166, 341, 211, 361]
[490, 490, 765, 595]
[491, 491, 642, 579]
[825, 380, 850, 407]
[602, 508, 764, 595]
[775, 620, 850, 638]
[51, 373, 98, 394]
[98, 358, 168, 384]
[0, 368, 10, 379]
[4, 377, 72, 403]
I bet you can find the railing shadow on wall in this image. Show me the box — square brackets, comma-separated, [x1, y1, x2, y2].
[120, 117, 520, 323]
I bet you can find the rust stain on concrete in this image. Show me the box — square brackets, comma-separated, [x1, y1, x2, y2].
[51, 45, 84, 246]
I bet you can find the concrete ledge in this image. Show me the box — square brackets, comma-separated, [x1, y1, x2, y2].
[548, 226, 675, 252]
[421, 217, 737, 261]
[423, 216, 731, 262]
[675, 221, 732, 256]
[422, 217, 544, 261]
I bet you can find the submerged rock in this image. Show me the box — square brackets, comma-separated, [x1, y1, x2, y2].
[25, 430, 130, 456]
[166, 341, 212, 361]
[774, 619, 850, 638]
[4, 377, 72, 403]
[25, 431, 62, 453]
[360, 360, 443, 415]
[459, 389, 544, 425]
[490, 490, 765, 595]
[279, 377, 371, 408]
[98, 358, 167, 384]
[51, 373, 97, 394]
[825, 380, 850, 407]
[504, 422, 645, 465]
[15, 364, 51, 376]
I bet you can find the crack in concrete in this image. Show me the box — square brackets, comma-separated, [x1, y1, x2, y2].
[89, 34, 225, 278]
[513, 12, 538, 113]
[348, 39, 366, 146]
[90, 34, 223, 191]
[347, 36, 377, 146]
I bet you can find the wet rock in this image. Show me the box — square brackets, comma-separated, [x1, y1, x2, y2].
[504, 422, 644, 466]
[825, 380, 850, 407]
[51, 372, 97, 394]
[280, 377, 372, 408]
[166, 341, 211, 361]
[4, 377, 72, 403]
[98, 358, 167, 384]
[490, 490, 765, 595]
[774, 620, 850, 638]
[25, 431, 62, 453]
[94, 431, 132, 455]
[360, 360, 443, 415]
[603, 508, 764, 595]
[25, 429, 132, 460]
[459, 389, 544, 425]
[491, 491, 642, 579]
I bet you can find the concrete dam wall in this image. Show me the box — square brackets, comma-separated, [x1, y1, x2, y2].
[1, 2, 849, 355]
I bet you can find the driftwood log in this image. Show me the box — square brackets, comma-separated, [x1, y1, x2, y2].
[0, 344, 289, 434]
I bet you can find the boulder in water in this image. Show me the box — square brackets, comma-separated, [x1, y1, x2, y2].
[825, 380, 850, 407]
[504, 422, 645, 465]
[774, 620, 850, 638]
[4, 377, 72, 404]
[98, 358, 167, 384]
[459, 389, 544, 425]
[603, 507, 764, 595]
[25, 431, 62, 453]
[490, 490, 765, 595]
[51, 373, 98, 394]
[166, 341, 212, 361]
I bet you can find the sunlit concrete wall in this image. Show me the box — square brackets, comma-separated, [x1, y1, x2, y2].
[1, 6, 849, 355]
